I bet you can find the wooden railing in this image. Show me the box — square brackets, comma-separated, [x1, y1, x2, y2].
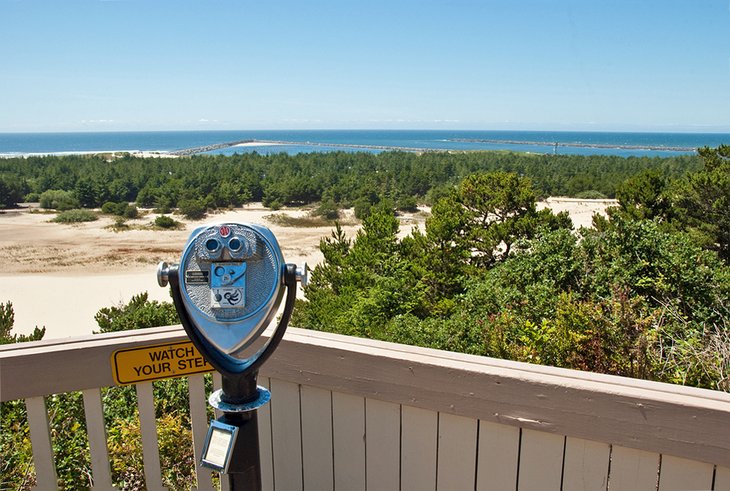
[2, 325, 730, 490]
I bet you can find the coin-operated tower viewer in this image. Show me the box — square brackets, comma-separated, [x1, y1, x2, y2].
[157, 223, 306, 490]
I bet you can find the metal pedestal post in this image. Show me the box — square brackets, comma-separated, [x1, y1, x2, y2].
[209, 372, 270, 491]
[161, 253, 304, 491]
[224, 411, 261, 490]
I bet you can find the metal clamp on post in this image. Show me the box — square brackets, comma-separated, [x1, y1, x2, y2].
[158, 223, 306, 490]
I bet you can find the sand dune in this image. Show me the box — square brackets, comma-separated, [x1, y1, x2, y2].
[0, 199, 615, 339]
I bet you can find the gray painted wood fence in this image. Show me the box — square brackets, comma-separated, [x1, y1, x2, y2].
[2, 325, 730, 490]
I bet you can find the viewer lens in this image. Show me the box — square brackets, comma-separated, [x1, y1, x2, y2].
[228, 237, 243, 252]
[206, 238, 221, 253]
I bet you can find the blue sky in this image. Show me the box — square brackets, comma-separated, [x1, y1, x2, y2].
[1, 0, 729, 132]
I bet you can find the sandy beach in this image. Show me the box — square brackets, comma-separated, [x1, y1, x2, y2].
[0, 199, 615, 339]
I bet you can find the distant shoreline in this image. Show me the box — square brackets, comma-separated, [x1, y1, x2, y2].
[227, 138, 702, 154]
[0, 149, 174, 159]
[0, 138, 699, 159]
[2, 129, 722, 158]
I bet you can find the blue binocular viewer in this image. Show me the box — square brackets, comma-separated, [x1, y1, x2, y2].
[158, 223, 306, 483]
[158, 223, 305, 376]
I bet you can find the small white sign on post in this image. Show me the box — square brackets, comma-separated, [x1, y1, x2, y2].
[201, 419, 239, 473]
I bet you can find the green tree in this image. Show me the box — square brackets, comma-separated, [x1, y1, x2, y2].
[295, 204, 426, 337]
[75, 177, 98, 208]
[0, 301, 45, 345]
[0, 175, 26, 208]
[673, 145, 730, 261]
[416, 197, 470, 311]
[293, 223, 353, 332]
[615, 168, 671, 221]
[460, 172, 538, 265]
[431, 172, 571, 269]
[135, 184, 158, 208]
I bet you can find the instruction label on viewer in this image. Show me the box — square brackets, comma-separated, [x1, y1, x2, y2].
[111, 341, 213, 385]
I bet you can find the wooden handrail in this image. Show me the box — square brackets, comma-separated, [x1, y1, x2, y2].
[2, 325, 730, 466]
[0, 325, 189, 400]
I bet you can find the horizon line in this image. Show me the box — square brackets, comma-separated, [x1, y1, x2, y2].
[2, 127, 730, 135]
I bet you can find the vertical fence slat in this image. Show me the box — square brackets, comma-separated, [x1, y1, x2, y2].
[401, 405, 437, 491]
[257, 377, 275, 491]
[608, 445, 659, 491]
[658, 454, 714, 491]
[365, 399, 400, 491]
[332, 392, 366, 491]
[188, 374, 215, 491]
[81, 388, 117, 490]
[562, 437, 610, 491]
[517, 428, 564, 491]
[211, 372, 230, 491]
[136, 382, 168, 491]
[25, 396, 57, 490]
[436, 413, 478, 491]
[211, 372, 223, 419]
[300, 385, 334, 491]
[476, 420, 519, 491]
[270, 378, 303, 490]
[715, 466, 730, 491]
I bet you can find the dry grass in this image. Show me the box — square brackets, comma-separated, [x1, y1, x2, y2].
[264, 213, 334, 228]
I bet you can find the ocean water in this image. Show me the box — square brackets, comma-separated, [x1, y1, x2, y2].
[0, 130, 728, 158]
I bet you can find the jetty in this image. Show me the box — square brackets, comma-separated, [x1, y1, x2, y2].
[449, 138, 697, 153]
[169, 139, 255, 156]
[170, 139, 450, 156]
[169, 138, 698, 157]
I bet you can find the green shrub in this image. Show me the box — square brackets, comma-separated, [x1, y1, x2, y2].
[109, 216, 129, 231]
[123, 205, 138, 219]
[1, 302, 45, 488]
[295, 171, 730, 391]
[107, 413, 195, 490]
[267, 200, 282, 211]
[314, 199, 340, 220]
[177, 199, 206, 220]
[154, 215, 180, 229]
[51, 209, 98, 223]
[353, 196, 373, 219]
[102, 202, 138, 219]
[101, 201, 116, 214]
[24, 192, 40, 203]
[396, 195, 419, 213]
[0, 297, 196, 490]
[39, 189, 79, 211]
[95, 292, 179, 333]
[0, 399, 35, 488]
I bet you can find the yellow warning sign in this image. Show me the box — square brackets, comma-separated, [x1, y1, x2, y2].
[111, 341, 214, 385]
